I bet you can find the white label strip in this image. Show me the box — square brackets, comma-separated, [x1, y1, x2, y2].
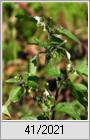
[1, 121, 89, 139]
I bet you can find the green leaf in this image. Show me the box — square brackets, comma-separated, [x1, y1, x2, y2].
[76, 63, 88, 76]
[46, 56, 61, 78]
[21, 115, 37, 120]
[27, 81, 38, 89]
[54, 101, 83, 120]
[56, 26, 80, 44]
[47, 67, 60, 77]
[41, 103, 49, 112]
[29, 59, 37, 75]
[23, 72, 30, 83]
[27, 76, 39, 89]
[6, 76, 20, 84]
[28, 76, 39, 82]
[9, 87, 24, 103]
[34, 38, 48, 48]
[73, 83, 87, 92]
[72, 89, 88, 108]
[2, 105, 11, 117]
[50, 35, 64, 45]
[16, 15, 36, 22]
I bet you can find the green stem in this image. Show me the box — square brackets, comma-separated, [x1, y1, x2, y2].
[51, 82, 63, 120]
[51, 88, 59, 120]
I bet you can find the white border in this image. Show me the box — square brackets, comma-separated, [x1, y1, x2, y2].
[1, 0, 89, 122]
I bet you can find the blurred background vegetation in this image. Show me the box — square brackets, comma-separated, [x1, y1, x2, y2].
[2, 2, 88, 120]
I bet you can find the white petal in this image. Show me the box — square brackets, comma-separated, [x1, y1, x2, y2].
[34, 16, 46, 31]
[43, 24, 46, 31]
[44, 89, 49, 96]
[64, 40, 67, 43]
[67, 63, 71, 71]
[74, 71, 78, 76]
[34, 16, 41, 23]
[66, 51, 71, 60]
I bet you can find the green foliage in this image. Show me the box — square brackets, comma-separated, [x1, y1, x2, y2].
[29, 60, 37, 75]
[73, 83, 87, 92]
[6, 76, 20, 84]
[76, 63, 88, 76]
[21, 115, 37, 120]
[27, 81, 38, 89]
[54, 100, 85, 120]
[72, 82, 88, 109]
[3, 14, 88, 120]
[47, 67, 60, 78]
[56, 26, 80, 44]
[9, 87, 24, 103]
[41, 2, 87, 27]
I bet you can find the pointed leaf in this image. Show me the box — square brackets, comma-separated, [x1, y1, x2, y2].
[54, 101, 83, 120]
[6, 77, 20, 84]
[47, 67, 60, 78]
[73, 83, 87, 92]
[50, 35, 64, 45]
[30, 62, 37, 75]
[27, 81, 38, 89]
[9, 87, 24, 103]
[76, 63, 88, 76]
[56, 26, 80, 44]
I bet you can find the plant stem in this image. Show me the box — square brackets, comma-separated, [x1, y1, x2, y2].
[51, 88, 59, 120]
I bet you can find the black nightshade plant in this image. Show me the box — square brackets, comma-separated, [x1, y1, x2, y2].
[3, 15, 88, 120]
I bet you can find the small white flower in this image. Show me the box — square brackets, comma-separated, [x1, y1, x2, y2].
[14, 76, 17, 79]
[34, 16, 46, 31]
[43, 89, 49, 96]
[64, 40, 67, 43]
[40, 22, 46, 31]
[34, 16, 41, 25]
[66, 51, 71, 60]
[43, 24, 46, 31]
[74, 71, 78, 76]
[67, 63, 71, 71]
